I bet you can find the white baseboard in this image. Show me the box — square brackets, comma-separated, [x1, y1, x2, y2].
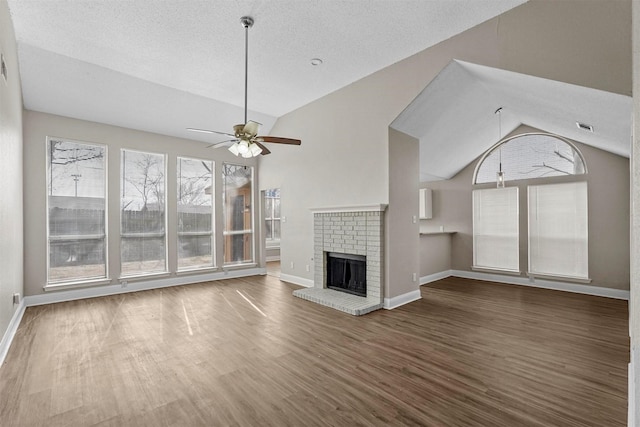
[450, 269, 630, 300]
[384, 289, 421, 310]
[265, 256, 281, 262]
[24, 267, 266, 307]
[420, 270, 454, 285]
[630, 347, 638, 427]
[279, 273, 314, 288]
[0, 300, 26, 365]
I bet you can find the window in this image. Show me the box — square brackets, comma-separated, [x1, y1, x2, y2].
[528, 182, 588, 280]
[474, 133, 586, 184]
[120, 149, 166, 276]
[472, 187, 519, 272]
[177, 157, 214, 270]
[265, 188, 281, 244]
[223, 164, 254, 265]
[47, 138, 107, 283]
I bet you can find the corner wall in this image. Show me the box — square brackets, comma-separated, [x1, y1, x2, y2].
[0, 0, 24, 358]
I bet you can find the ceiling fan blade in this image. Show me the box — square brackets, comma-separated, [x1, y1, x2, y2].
[259, 136, 302, 145]
[187, 128, 236, 138]
[207, 139, 237, 149]
[242, 120, 261, 137]
[254, 141, 271, 155]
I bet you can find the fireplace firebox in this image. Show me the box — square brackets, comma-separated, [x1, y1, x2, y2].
[326, 252, 366, 297]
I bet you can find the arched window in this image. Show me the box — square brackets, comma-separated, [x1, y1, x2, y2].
[473, 133, 587, 185]
[472, 133, 590, 281]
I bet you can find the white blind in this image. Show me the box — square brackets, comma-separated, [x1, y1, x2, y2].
[473, 187, 519, 272]
[528, 182, 588, 279]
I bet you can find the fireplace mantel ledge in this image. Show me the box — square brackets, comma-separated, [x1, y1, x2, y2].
[310, 204, 388, 214]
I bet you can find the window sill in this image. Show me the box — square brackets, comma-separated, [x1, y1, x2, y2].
[527, 272, 592, 284]
[119, 271, 171, 282]
[44, 277, 113, 292]
[176, 266, 219, 276]
[223, 262, 257, 270]
[471, 266, 521, 276]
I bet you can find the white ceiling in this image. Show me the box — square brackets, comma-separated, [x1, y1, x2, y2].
[7, 0, 526, 144]
[391, 60, 633, 182]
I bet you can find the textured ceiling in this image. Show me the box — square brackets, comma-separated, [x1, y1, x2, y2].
[7, 0, 526, 144]
[391, 61, 632, 182]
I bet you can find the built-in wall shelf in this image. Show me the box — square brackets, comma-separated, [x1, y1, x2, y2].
[420, 231, 457, 236]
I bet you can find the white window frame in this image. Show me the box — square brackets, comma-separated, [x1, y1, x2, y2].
[120, 148, 168, 278]
[472, 187, 520, 274]
[177, 156, 215, 272]
[222, 163, 255, 266]
[45, 136, 109, 287]
[527, 181, 589, 281]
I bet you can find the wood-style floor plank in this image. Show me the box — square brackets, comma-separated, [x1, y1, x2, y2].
[0, 275, 629, 426]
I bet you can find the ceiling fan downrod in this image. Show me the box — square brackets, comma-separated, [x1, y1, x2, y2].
[240, 16, 253, 126]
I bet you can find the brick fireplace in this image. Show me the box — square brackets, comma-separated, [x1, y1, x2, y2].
[292, 205, 386, 315]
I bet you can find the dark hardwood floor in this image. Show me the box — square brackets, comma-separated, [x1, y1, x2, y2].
[0, 275, 629, 426]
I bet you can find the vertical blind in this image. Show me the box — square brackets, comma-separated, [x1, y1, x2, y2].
[528, 182, 588, 279]
[472, 187, 519, 272]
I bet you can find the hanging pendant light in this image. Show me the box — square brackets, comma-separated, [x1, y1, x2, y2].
[495, 107, 505, 188]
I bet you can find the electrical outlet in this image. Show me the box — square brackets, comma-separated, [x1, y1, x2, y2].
[121, 280, 128, 288]
[305, 264, 310, 272]
[412, 273, 417, 282]
[290, 261, 294, 269]
[12, 293, 19, 305]
[412, 215, 417, 224]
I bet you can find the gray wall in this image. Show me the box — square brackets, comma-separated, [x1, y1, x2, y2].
[420, 125, 630, 291]
[259, 0, 631, 300]
[23, 111, 260, 297]
[386, 129, 420, 300]
[0, 0, 24, 343]
[631, 1, 639, 424]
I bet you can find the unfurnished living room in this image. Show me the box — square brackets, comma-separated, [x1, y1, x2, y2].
[0, 1, 639, 426]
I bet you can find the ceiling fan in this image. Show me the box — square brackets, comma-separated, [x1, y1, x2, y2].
[187, 16, 301, 157]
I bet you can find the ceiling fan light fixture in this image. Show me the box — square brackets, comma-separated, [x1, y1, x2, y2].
[237, 139, 250, 154]
[228, 143, 241, 156]
[249, 143, 263, 156]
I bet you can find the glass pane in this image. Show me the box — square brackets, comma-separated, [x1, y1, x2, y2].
[178, 234, 213, 270]
[223, 164, 253, 264]
[475, 134, 586, 184]
[47, 139, 106, 283]
[177, 157, 214, 270]
[265, 219, 273, 240]
[121, 150, 166, 276]
[265, 197, 273, 220]
[273, 219, 281, 240]
[273, 197, 280, 219]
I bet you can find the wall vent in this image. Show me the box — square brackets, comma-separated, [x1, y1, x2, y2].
[576, 122, 594, 132]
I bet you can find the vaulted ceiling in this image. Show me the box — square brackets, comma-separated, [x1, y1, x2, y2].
[391, 61, 633, 181]
[7, 0, 526, 145]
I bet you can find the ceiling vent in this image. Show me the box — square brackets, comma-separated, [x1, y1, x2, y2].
[576, 122, 594, 132]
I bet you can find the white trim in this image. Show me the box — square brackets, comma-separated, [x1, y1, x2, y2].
[0, 301, 26, 365]
[472, 266, 521, 276]
[384, 289, 421, 310]
[310, 204, 388, 214]
[629, 353, 636, 427]
[450, 269, 629, 300]
[279, 273, 314, 288]
[24, 268, 266, 307]
[420, 270, 453, 285]
[265, 255, 281, 262]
